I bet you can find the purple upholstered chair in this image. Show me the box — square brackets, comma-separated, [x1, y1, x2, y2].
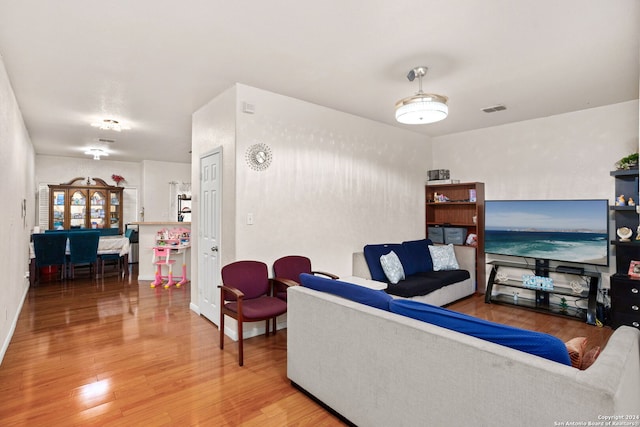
[219, 260, 289, 366]
[272, 255, 339, 301]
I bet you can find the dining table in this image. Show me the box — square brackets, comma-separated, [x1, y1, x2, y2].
[29, 235, 130, 285]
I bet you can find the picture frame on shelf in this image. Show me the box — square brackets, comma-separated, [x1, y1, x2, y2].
[628, 260, 640, 278]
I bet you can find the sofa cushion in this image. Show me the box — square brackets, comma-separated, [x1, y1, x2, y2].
[299, 273, 392, 310]
[386, 270, 471, 298]
[364, 244, 407, 282]
[388, 299, 572, 366]
[428, 244, 459, 271]
[401, 239, 434, 275]
[380, 251, 405, 284]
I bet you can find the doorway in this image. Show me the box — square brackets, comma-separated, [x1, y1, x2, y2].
[198, 148, 221, 324]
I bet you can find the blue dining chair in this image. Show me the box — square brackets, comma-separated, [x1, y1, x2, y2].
[68, 231, 100, 279]
[32, 233, 68, 284]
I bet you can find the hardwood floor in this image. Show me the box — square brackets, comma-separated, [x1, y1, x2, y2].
[0, 268, 613, 426]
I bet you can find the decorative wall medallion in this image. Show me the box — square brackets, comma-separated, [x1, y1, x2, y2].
[245, 143, 273, 171]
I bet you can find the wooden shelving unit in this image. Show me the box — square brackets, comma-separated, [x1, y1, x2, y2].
[610, 168, 640, 330]
[425, 182, 485, 292]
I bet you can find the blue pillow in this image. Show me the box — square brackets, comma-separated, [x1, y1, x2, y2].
[401, 239, 434, 275]
[363, 244, 406, 282]
[299, 273, 392, 311]
[389, 299, 571, 366]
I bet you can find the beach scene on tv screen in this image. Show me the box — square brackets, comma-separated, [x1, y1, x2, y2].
[485, 200, 608, 266]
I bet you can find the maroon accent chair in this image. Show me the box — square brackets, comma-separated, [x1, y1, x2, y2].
[272, 255, 339, 301]
[219, 260, 289, 366]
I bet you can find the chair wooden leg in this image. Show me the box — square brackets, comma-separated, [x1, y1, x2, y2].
[219, 313, 225, 350]
[238, 319, 244, 367]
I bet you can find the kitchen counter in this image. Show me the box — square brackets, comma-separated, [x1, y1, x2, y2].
[132, 222, 192, 282]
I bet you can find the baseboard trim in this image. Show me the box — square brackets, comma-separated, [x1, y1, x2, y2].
[0, 283, 30, 365]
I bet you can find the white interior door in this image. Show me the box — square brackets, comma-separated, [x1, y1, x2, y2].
[199, 149, 221, 324]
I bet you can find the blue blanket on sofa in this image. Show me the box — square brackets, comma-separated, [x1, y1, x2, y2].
[389, 299, 571, 366]
[299, 273, 571, 366]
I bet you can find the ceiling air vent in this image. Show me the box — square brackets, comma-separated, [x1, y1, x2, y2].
[98, 138, 116, 143]
[481, 104, 507, 113]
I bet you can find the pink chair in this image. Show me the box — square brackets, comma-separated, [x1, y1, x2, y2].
[151, 246, 176, 288]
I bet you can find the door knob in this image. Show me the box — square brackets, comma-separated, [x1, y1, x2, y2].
[211, 246, 218, 252]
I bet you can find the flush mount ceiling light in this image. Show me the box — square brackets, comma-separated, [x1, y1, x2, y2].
[395, 66, 448, 125]
[84, 148, 109, 160]
[91, 119, 129, 132]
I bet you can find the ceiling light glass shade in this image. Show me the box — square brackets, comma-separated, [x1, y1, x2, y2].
[84, 148, 109, 160]
[395, 93, 449, 124]
[91, 119, 129, 132]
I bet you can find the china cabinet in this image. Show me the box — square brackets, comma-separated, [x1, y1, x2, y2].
[48, 177, 124, 233]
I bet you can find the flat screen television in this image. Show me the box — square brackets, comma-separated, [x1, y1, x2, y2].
[484, 199, 609, 266]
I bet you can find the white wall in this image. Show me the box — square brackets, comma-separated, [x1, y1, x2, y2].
[232, 84, 430, 276]
[36, 156, 191, 225]
[35, 155, 142, 191]
[0, 54, 35, 362]
[36, 155, 143, 225]
[191, 85, 237, 309]
[432, 100, 640, 286]
[431, 101, 639, 201]
[191, 82, 431, 299]
[141, 160, 191, 222]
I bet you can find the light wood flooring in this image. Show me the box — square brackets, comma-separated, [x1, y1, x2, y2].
[0, 266, 612, 426]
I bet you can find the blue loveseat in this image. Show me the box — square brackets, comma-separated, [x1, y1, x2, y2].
[352, 238, 476, 306]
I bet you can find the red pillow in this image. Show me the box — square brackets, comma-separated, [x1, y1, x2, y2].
[565, 337, 601, 370]
[581, 346, 601, 370]
[565, 337, 587, 369]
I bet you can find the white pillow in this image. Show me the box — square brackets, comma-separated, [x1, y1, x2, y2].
[428, 244, 460, 271]
[380, 250, 405, 284]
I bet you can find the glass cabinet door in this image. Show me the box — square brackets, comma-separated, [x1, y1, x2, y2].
[90, 190, 106, 229]
[109, 190, 121, 229]
[70, 190, 87, 229]
[52, 190, 66, 229]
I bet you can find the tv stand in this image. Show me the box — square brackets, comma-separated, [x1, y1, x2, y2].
[485, 260, 600, 325]
[556, 265, 585, 275]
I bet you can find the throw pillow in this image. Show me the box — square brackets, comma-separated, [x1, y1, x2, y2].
[565, 337, 588, 369]
[363, 244, 406, 282]
[428, 244, 460, 271]
[380, 251, 405, 284]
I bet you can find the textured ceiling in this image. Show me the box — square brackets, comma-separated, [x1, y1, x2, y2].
[0, 0, 638, 163]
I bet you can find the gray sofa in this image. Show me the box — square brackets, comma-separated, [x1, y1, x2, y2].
[287, 285, 640, 427]
[352, 244, 477, 306]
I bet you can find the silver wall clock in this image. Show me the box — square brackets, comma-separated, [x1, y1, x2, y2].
[245, 143, 273, 171]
